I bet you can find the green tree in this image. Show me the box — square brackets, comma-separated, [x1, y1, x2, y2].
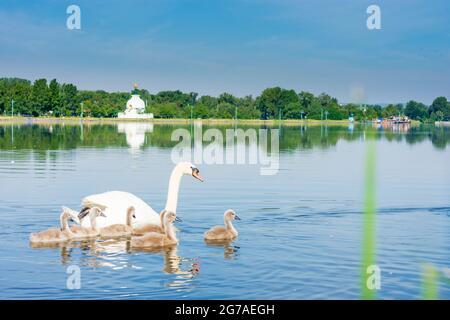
[343, 103, 363, 120]
[192, 103, 210, 118]
[197, 95, 218, 109]
[218, 92, 238, 105]
[382, 104, 403, 118]
[61, 83, 78, 116]
[235, 95, 260, 119]
[214, 102, 234, 119]
[404, 100, 428, 120]
[284, 101, 302, 119]
[298, 91, 315, 119]
[0, 78, 33, 115]
[49, 79, 62, 116]
[429, 96, 450, 120]
[31, 79, 51, 116]
[256, 87, 299, 119]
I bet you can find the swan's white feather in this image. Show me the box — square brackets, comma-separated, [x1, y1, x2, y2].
[80, 191, 160, 228]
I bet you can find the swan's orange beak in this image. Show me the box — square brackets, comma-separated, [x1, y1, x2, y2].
[192, 168, 204, 182]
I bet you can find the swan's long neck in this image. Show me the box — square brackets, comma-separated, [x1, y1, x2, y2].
[90, 211, 98, 231]
[164, 167, 184, 213]
[60, 213, 74, 235]
[160, 210, 167, 231]
[165, 222, 178, 243]
[126, 211, 133, 227]
[225, 218, 237, 235]
[60, 213, 69, 230]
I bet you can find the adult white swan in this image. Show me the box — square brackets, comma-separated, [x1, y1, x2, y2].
[79, 162, 203, 228]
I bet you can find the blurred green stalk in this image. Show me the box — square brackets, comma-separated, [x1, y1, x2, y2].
[421, 263, 439, 300]
[361, 132, 376, 300]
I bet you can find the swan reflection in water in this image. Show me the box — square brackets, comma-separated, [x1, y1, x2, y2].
[132, 245, 201, 290]
[30, 238, 201, 281]
[204, 239, 240, 260]
[30, 239, 103, 266]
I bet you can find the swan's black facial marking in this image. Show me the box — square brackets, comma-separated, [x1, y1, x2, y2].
[191, 166, 204, 182]
[225, 210, 240, 220]
[164, 211, 178, 223]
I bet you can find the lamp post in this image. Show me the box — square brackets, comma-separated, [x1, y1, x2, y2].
[363, 105, 367, 123]
[189, 104, 195, 147]
[234, 106, 238, 133]
[325, 110, 329, 121]
[11, 99, 14, 117]
[80, 102, 84, 118]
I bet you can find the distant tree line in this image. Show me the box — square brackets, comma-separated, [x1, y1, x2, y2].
[1, 77, 449, 121]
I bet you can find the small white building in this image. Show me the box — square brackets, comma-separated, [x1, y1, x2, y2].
[118, 84, 153, 119]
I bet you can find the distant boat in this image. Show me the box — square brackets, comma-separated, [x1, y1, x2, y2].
[382, 116, 411, 125]
[392, 116, 411, 124]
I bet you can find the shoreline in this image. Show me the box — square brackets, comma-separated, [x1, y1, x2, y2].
[0, 116, 421, 126]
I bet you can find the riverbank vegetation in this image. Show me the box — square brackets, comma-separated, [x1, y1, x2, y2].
[1, 77, 449, 122]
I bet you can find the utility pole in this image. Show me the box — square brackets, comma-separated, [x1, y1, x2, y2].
[234, 106, 238, 133]
[11, 99, 14, 117]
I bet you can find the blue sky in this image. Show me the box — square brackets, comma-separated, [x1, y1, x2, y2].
[0, 0, 449, 104]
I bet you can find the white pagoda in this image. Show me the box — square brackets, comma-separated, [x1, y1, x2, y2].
[118, 84, 153, 119]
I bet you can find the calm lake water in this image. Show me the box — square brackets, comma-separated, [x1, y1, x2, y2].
[0, 121, 449, 299]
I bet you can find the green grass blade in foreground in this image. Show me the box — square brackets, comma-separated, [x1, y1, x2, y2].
[421, 263, 439, 300]
[361, 132, 377, 300]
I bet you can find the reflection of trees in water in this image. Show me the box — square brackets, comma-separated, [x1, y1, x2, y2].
[429, 126, 450, 150]
[1, 124, 449, 155]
